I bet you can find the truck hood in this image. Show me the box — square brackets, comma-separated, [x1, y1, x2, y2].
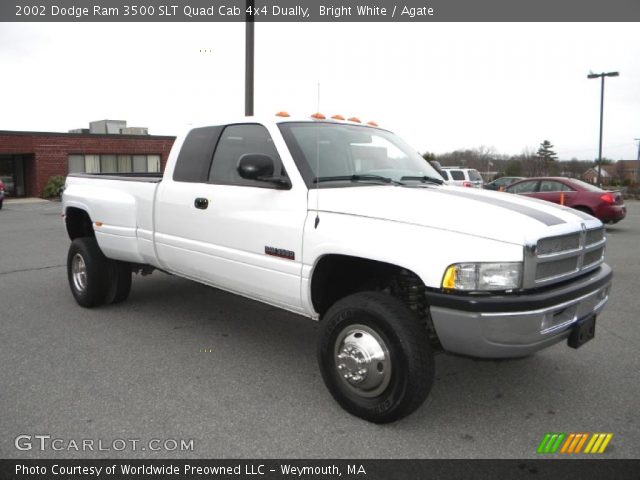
[308, 185, 599, 245]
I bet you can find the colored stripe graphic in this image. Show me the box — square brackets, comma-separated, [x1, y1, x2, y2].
[585, 433, 613, 454]
[574, 433, 589, 453]
[550, 434, 565, 453]
[560, 433, 575, 453]
[537, 433, 565, 454]
[567, 433, 588, 453]
[539, 433, 613, 454]
[537, 434, 552, 454]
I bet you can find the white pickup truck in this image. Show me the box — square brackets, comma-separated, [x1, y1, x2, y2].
[62, 115, 612, 423]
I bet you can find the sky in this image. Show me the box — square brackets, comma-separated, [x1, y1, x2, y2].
[1, 22, 639, 160]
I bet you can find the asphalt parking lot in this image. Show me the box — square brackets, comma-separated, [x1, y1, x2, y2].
[0, 200, 638, 459]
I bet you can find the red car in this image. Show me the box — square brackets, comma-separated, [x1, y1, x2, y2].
[505, 177, 626, 224]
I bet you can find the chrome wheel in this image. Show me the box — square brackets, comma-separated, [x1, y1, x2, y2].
[71, 253, 87, 292]
[334, 324, 391, 398]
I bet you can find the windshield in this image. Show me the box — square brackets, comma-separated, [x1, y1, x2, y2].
[278, 122, 443, 187]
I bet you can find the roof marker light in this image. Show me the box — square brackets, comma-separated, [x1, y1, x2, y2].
[348, 117, 361, 123]
[311, 112, 326, 120]
[366, 121, 378, 127]
[276, 111, 290, 117]
[331, 114, 345, 120]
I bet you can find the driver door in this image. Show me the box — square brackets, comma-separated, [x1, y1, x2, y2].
[155, 124, 308, 312]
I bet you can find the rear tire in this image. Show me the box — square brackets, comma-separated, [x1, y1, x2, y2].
[0, 199, 3, 210]
[317, 291, 434, 423]
[67, 237, 110, 308]
[105, 261, 132, 304]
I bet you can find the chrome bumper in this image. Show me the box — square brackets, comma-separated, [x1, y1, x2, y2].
[427, 265, 612, 358]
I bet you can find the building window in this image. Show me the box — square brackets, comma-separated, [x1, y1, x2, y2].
[100, 154, 117, 173]
[68, 154, 162, 174]
[117, 155, 132, 172]
[68, 155, 85, 173]
[132, 155, 147, 173]
[147, 155, 161, 173]
[85, 155, 100, 174]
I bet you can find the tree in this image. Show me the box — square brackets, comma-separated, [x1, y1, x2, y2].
[422, 152, 436, 162]
[566, 158, 582, 178]
[516, 147, 544, 177]
[594, 157, 613, 166]
[536, 140, 557, 176]
[504, 159, 523, 177]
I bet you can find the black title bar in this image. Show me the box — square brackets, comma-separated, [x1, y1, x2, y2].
[3, 0, 640, 22]
[2, 459, 640, 480]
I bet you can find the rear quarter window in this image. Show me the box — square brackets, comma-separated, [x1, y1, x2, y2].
[468, 170, 482, 181]
[173, 126, 223, 183]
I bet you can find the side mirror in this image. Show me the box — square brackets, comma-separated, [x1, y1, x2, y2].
[237, 154, 275, 180]
[237, 154, 291, 189]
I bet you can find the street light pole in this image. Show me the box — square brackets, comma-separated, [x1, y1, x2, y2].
[245, 0, 255, 116]
[587, 71, 619, 187]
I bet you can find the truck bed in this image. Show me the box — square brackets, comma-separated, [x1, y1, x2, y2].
[63, 174, 162, 266]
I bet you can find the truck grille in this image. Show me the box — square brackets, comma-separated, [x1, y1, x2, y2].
[526, 227, 606, 287]
[535, 256, 579, 281]
[537, 233, 580, 255]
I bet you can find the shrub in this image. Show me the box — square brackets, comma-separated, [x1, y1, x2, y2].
[42, 175, 66, 199]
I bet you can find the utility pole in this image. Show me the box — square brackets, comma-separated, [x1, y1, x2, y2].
[245, 0, 255, 116]
[635, 138, 640, 183]
[587, 71, 619, 187]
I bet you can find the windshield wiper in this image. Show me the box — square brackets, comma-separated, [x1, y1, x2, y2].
[314, 174, 405, 186]
[400, 175, 444, 185]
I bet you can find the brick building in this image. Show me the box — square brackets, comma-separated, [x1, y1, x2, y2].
[0, 123, 175, 197]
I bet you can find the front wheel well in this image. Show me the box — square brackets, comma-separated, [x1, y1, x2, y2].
[310, 255, 441, 349]
[311, 255, 400, 316]
[65, 207, 94, 240]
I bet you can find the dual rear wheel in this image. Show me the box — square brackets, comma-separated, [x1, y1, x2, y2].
[67, 237, 131, 308]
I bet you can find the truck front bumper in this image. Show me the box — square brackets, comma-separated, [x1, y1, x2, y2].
[426, 264, 612, 358]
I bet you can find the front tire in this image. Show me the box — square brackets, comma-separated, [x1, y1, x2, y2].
[317, 292, 434, 423]
[67, 237, 110, 308]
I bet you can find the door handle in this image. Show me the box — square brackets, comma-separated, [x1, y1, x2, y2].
[194, 197, 209, 210]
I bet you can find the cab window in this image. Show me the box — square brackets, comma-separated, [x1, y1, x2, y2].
[209, 124, 285, 187]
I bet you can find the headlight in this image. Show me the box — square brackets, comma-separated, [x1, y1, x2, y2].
[442, 262, 522, 291]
